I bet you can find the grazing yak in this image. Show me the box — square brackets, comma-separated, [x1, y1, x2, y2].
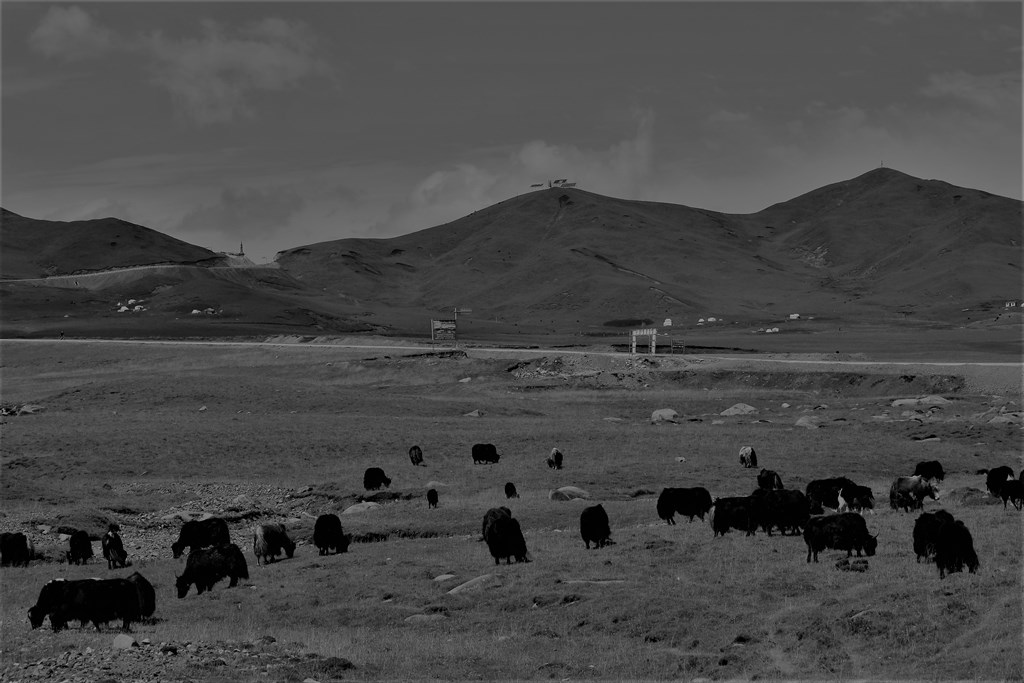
[408, 445, 424, 466]
[482, 507, 529, 565]
[933, 518, 980, 579]
[997, 479, 1024, 510]
[756, 468, 784, 490]
[1, 531, 33, 567]
[176, 544, 250, 597]
[837, 485, 875, 514]
[363, 467, 392, 491]
[125, 572, 156, 620]
[504, 482, 520, 499]
[803, 513, 878, 563]
[102, 524, 129, 569]
[913, 460, 945, 482]
[313, 514, 350, 555]
[547, 448, 563, 470]
[253, 523, 296, 565]
[472, 443, 501, 464]
[913, 510, 955, 563]
[67, 530, 93, 565]
[579, 504, 612, 549]
[427, 489, 439, 509]
[984, 466, 1016, 497]
[711, 497, 757, 537]
[739, 446, 758, 468]
[29, 577, 143, 632]
[656, 487, 714, 525]
[805, 477, 859, 513]
[171, 518, 230, 559]
[749, 489, 811, 536]
[889, 475, 939, 512]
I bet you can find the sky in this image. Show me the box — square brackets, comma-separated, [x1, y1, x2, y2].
[3, 1, 1021, 263]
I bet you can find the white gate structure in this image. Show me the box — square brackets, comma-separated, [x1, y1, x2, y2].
[630, 327, 658, 354]
[630, 324, 684, 355]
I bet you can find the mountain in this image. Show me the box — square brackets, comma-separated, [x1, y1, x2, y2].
[0, 209, 220, 280]
[277, 168, 1022, 329]
[2, 168, 1020, 340]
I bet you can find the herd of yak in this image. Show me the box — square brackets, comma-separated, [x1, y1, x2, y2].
[2, 443, 1022, 634]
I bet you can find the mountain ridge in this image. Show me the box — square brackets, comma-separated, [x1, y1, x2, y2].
[1, 168, 1020, 337]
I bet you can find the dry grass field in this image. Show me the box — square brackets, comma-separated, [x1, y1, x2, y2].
[1, 340, 1021, 681]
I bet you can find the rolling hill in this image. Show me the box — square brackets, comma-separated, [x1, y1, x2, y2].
[276, 168, 1022, 329]
[1, 168, 1020, 341]
[0, 209, 221, 279]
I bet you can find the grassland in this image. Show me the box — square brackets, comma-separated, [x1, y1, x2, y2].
[1, 340, 1021, 681]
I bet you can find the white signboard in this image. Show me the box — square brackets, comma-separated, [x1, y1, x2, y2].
[431, 319, 456, 341]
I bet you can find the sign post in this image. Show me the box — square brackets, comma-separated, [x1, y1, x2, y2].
[431, 319, 456, 344]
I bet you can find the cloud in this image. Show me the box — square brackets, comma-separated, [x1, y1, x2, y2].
[516, 109, 656, 198]
[29, 5, 114, 60]
[369, 111, 658, 237]
[142, 19, 326, 124]
[921, 70, 1021, 110]
[176, 186, 305, 237]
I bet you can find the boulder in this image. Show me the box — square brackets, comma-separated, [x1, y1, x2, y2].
[112, 635, 137, 650]
[650, 408, 679, 424]
[794, 416, 821, 429]
[341, 502, 382, 515]
[720, 403, 756, 416]
[549, 486, 590, 501]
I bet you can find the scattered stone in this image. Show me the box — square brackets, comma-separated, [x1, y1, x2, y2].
[405, 613, 447, 623]
[835, 558, 870, 572]
[795, 416, 821, 429]
[675, 457, 687, 463]
[112, 635, 137, 650]
[342, 502, 382, 514]
[549, 486, 590, 501]
[650, 408, 679, 424]
[458, 377, 471, 383]
[603, 417, 625, 422]
[433, 574, 457, 582]
[198, 406, 207, 412]
[448, 574, 499, 594]
[911, 434, 941, 442]
[893, 395, 951, 407]
[464, 409, 482, 417]
[720, 403, 756, 416]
